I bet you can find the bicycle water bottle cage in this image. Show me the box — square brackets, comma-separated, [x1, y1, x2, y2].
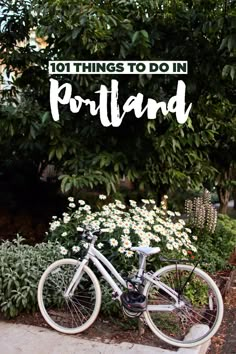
[121, 290, 147, 312]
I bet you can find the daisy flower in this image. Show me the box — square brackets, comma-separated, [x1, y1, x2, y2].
[69, 203, 76, 208]
[72, 246, 80, 253]
[110, 238, 118, 247]
[123, 239, 132, 249]
[166, 243, 173, 250]
[60, 246, 68, 255]
[99, 194, 107, 200]
[125, 250, 134, 258]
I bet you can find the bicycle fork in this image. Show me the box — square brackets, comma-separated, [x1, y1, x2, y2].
[64, 259, 88, 298]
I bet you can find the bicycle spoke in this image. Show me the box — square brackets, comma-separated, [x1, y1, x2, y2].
[145, 265, 222, 346]
[39, 260, 100, 332]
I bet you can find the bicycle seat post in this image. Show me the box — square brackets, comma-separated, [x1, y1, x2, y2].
[137, 252, 147, 279]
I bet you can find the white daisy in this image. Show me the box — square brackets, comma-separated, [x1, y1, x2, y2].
[50, 220, 60, 231]
[125, 250, 134, 258]
[60, 246, 68, 255]
[110, 238, 118, 247]
[166, 243, 173, 250]
[123, 239, 132, 249]
[63, 215, 71, 224]
[99, 194, 107, 200]
[69, 203, 76, 208]
[72, 246, 80, 253]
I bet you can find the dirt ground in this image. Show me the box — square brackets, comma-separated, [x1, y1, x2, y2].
[209, 287, 236, 354]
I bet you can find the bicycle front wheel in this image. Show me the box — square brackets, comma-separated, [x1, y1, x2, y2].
[143, 264, 223, 348]
[38, 259, 101, 334]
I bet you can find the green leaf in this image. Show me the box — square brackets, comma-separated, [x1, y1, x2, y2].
[222, 65, 231, 78]
[48, 149, 55, 161]
[72, 28, 80, 40]
[132, 31, 139, 43]
[230, 66, 235, 81]
[41, 111, 50, 124]
[140, 30, 149, 39]
[56, 148, 63, 160]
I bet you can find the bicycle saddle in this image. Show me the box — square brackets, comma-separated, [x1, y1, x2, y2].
[131, 246, 160, 256]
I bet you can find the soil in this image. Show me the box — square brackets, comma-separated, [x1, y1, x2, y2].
[208, 287, 236, 354]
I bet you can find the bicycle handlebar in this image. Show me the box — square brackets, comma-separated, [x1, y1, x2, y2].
[77, 227, 110, 234]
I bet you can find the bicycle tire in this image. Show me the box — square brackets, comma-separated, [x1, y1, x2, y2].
[143, 264, 224, 348]
[37, 258, 101, 334]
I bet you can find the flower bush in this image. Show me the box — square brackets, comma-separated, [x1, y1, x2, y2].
[48, 196, 197, 273]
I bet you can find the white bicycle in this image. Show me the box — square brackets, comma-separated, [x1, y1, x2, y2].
[38, 227, 224, 348]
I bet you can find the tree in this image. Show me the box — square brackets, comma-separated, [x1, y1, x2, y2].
[203, 95, 236, 214]
[0, 0, 235, 201]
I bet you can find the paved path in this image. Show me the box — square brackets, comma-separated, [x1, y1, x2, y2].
[0, 322, 174, 354]
[0, 322, 210, 354]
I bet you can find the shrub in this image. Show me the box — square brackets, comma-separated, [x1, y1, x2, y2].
[0, 236, 63, 318]
[192, 214, 236, 272]
[47, 196, 197, 274]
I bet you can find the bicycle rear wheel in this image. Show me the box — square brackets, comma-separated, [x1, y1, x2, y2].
[38, 259, 101, 334]
[144, 264, 223, 348]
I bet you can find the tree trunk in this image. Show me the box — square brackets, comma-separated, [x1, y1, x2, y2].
[233, 188, 236, 210]
[216, 165, 233, 215]
[217, 186, 230, 214]
[219, 201, 228, 214]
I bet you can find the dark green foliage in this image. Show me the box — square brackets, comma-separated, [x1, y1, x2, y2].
[1, 0, 235, 198]
[194, 214, 236, 272]
[99, 279, 121, 317]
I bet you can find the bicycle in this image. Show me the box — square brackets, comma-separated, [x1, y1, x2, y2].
[37, 227, 224, 348]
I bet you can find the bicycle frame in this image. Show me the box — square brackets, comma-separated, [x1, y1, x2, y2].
[65, 243, 126, 297]
[65, 242, 181, 312]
